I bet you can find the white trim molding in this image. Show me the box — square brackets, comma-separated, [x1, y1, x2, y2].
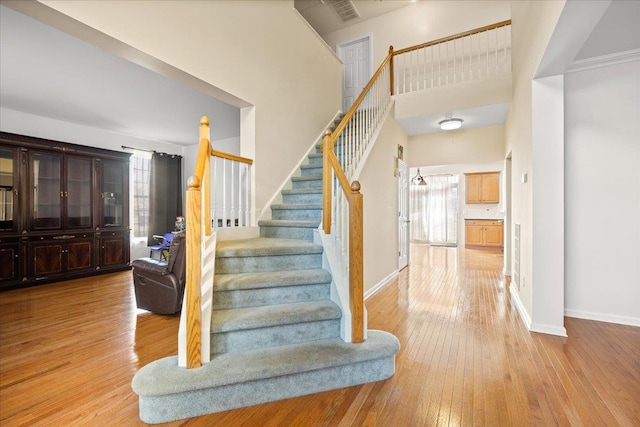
[364, 270, 399, 300]
[567, 49, 640, 74]
[530, 323, 568, 337]
[565, 309, 640, 328]
[510, 284, 532, 329]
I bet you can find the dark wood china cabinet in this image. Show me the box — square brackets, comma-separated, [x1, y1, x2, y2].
[0, 132, 131, 290]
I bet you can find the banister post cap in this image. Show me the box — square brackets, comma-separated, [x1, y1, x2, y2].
[389, 45, 394, 53]
[324, 129, 332, 137]
[200, 116, 210, 126]
[188, 175, 201, 189]
[351, 181, 361, 193]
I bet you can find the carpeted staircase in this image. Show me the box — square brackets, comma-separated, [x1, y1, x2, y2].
[132, 135, 400, 424]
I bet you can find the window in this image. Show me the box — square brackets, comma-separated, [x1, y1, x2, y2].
[410, 174, 459, 245]
[131, 152, 152, 238]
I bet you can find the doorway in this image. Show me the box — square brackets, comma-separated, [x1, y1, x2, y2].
[336, 36, 371, 112]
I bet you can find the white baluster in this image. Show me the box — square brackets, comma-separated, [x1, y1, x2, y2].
[222, 159, 227, 228]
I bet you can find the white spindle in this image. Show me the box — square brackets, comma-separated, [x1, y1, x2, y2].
[221, 159, 227, 228]
[230, 162, 235, 227]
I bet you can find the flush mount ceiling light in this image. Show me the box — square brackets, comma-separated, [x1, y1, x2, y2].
[439, 116, 463, 131]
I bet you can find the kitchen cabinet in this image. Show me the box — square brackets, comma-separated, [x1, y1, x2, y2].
[465, 220, 504, 249]
[465, 172, 500, 204]
[0, 132, 131, 290]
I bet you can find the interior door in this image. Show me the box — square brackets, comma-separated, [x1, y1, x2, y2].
[337, 37, 370, 112]
[398, 160, 410, 270]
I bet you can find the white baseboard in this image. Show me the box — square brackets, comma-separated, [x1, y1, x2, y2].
[509, 284, 532, 329]
[364, 270, 399, 300]
[530, 323, 567, 337]
[565, 309, 640, 328]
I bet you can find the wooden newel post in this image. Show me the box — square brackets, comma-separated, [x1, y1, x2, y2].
[389, 45, 395, 96]
[322, 129, 332, 235]
[349, 180, 364, 343]
[185, 175, 202, 368]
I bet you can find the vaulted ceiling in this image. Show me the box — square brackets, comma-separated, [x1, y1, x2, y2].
[1, 1, 638, 146]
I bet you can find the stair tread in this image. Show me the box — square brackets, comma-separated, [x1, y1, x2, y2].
[258, 219, 320, 228]
[214, 269, 331, 291]
[216, 238, 323, 258]
[300, 163, 322, 169]
[132, 330, 400, 396]
[211, 300, 340, 332]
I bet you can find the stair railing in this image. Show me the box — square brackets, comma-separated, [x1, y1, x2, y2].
[322, 48, 393, 343]
[179, 116, 253, 369]
[323, 20, 511, 344]
[391, 20, 511, 94]
[211, 150, 253, 229]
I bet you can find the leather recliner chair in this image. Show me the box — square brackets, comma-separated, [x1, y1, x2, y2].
[132, 232, 186, 314]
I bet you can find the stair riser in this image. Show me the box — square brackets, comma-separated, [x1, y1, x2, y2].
[282, 192, 322, 204]
[291, 179, 322, 190]
[271, 209, 321, 222]
[308, 155, 323, 166]
[212, 319, 340, 354]
[301, 167, 322, 176]
[260, 226, 315, 241]
[215, 253, 322, 274]
[212, 283, 330, 310]
[137, 356, 396, 424]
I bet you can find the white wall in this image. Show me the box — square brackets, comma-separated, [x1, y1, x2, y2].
[408, 124, 505, 167]
[358, 106, 409, 292]
[564, 59, 640, 326]
[504, 0, 566, 329]
[36, 0, 342, 217]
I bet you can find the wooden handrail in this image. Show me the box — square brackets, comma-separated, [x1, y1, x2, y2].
[211, 149, 254, 165]
[393, 20, 511, 56]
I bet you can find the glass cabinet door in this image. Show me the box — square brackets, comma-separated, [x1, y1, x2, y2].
[31, 152, 62, 230]
[102, 160, 124, 227]
[0, 148, 16, 231]
[66, 156, 92, 228]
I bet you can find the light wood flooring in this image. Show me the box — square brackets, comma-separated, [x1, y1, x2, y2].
[1, 244, 639, 426]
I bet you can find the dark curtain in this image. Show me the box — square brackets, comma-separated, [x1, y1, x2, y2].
[147, 152, 183, 246]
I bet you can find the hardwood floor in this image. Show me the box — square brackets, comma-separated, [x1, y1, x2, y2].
[1, 244, 638, 426]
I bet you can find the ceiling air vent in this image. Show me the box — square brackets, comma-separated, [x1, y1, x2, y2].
[327, 0, 361, 22]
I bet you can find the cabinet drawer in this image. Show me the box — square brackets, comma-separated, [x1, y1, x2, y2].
[465, 220, 503, 226]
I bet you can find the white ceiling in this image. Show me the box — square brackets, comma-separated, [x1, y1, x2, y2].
[397, 103, 511, 136]
[294, 0, 413, 37]
[0, 5, 240, 146]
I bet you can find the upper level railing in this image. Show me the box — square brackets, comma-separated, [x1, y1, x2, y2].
[391, 20, 511, 94]
[323, 20, 511, 344]
[179, 117, 253, 369]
